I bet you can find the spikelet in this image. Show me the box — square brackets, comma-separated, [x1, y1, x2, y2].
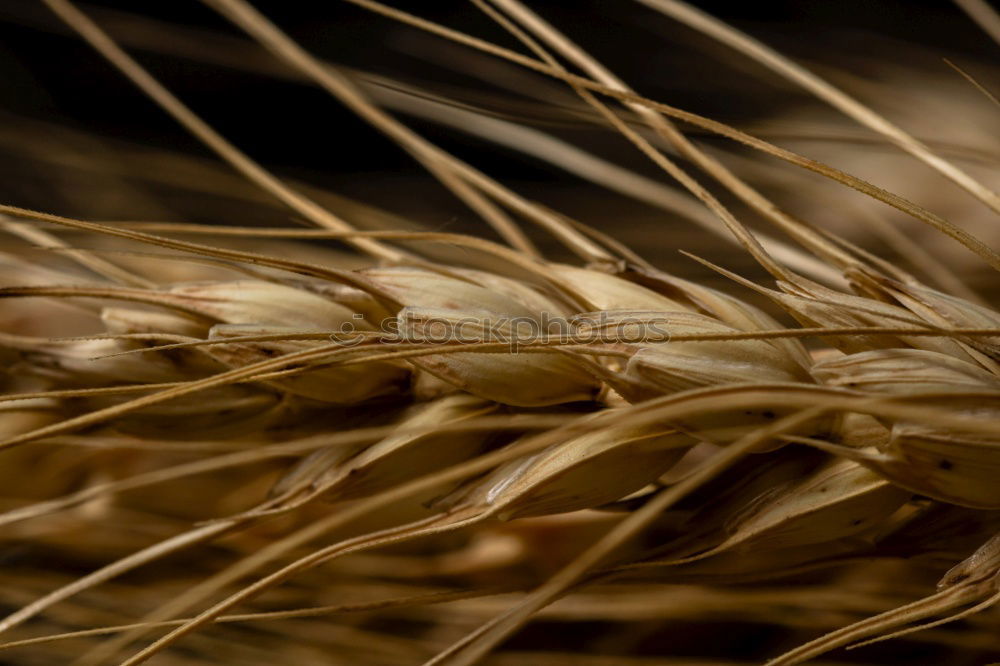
[205, 324, 408, 403]
[628, 267, 813, 371]
[100, 306, 208, 338]
[813, 349, 1000, 507]
[267, 394, 499, 508]
[867, 272, 1000, 367]
[357, 267, 603, 405]
[709, 457, 910, 553]
[267, 443, 367, 503]
[295, 280, 396, 323]
[762, 273, 977, 361]
[164, 279, 364, 329]
[812, 347, 999, 396]
[2, 335, 199, 386]
[621, 450, 827, 563]
[572, 310, 820, 444]
[100, 307, 225, 377]
[606, 311, 805, 390]
[454, 268, 572, 317]
[630, 454, 908, 570]
[359, 266, 545, 317]
[396, 306, 599, 406]
[155, 280, 413, 402]
[437, 411, 692, 521]
[548, 264, 689, 312]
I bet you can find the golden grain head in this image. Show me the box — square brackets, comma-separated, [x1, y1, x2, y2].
[2, 1, 1000, 665]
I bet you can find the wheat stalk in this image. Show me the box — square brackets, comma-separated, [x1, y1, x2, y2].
[1, 2, 1000, 665]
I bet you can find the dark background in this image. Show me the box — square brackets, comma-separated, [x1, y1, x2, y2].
[2, 1, 996, 172]
[0, 0, 997, 271]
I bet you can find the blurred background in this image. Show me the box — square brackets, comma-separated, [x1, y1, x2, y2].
[0, 0, 997, 298]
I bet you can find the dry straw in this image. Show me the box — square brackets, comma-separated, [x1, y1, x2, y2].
[1, 1, 1000, 665]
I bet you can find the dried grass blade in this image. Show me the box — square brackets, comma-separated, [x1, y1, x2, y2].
[0, 522, 236, 635]
[342, 0, 1000, 271]
[1, 219, 154, 288]
[637, 0, 1000, 215]
[767, 532, 1000, 664]
[422, 408, 826, 666]
[202, 0, 544, 260]
[39, 0, 407, 262]
[953, 0, 1000, 46]
[486, 0, 856, 275]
